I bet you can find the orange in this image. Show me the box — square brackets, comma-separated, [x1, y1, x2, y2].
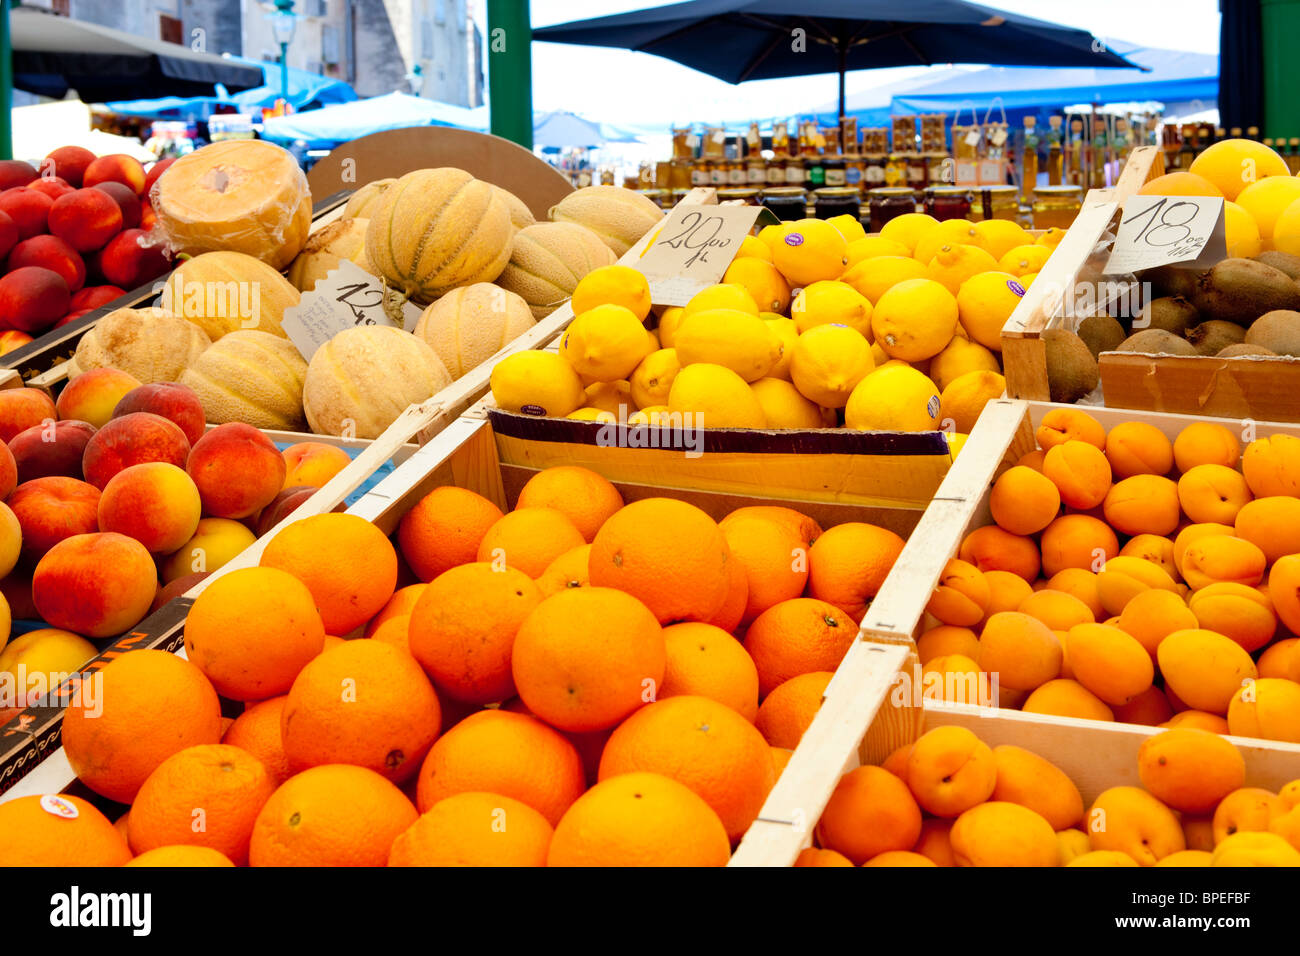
[61, 649, 222, 804]
[1137, 171, 1224, 198]
[475, 507, 586, 579]
[397, 486, 504, 581]
[754, 671, 832, 749]
[388, 792, 553, 867]
[515, 466, 625, 543]
[905, 725, 997, 817]
[184, 566, 326, 701]
[535, 544, 592, 598]
[795, 847, 855, 867]
[367, 615, 411, 653]
[806, 521, 905, 621]
[599, 694, 776, 843]
[128, 743, 277, 865]
[126, 845, 235, 867]
[512, 587, 666, 733]
[706, 552, 749, 633]
[364, 583, 427, 638]
[771, 746, 793, 775]
[547, 771, 731, 866]
[744, 598, 854, 698]
[721, 515, 808, 624]
[659, 621, 760, 722]
[0, 794, 131, 866]
[261, 512, 399, 635]
[989, 465, 1061, 536]
[415, 710, 584, 826]
[249, 764, 417, 867]
[991, 744, 1084, 830]
[222, 695, 291, 785]
[816, 765, 923, 865]
[1137, 728, 1246, 814]
[407, 562, 542, 704]
[282, 640, 442, 783]
[589, 498, 730, 624]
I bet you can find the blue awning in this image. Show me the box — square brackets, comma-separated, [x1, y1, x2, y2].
[259, 92, 489, 148]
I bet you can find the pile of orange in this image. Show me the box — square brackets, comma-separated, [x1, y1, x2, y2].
[799, 724, 1300, 867]
[8, 464, 908, 867]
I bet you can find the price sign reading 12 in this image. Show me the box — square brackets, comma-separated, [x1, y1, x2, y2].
[1120, 197, 1209, 261]
[658, 211, 732, 267]
[334, 281, 382, 326]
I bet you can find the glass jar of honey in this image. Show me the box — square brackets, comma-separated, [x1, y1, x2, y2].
[710, 161, 729, 187]
[974, 184, 1022, 222]
[727, 161, 747, 186]
[766, 158, 786, 186]
[1031, 185, 1083, 229]
[863, 154, 887, 188]
[924, 186, 973, 221]
[867, 187, 917, 232]
[759, 186, 807, 222]
[690, 159, 710, 188]
[784, 158, 805, 186]
[669, 160, 692, 190]
[884, 154, 909, 187]
[746, 159, 766, 185]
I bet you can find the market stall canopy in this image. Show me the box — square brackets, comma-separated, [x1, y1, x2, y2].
[11, 100, 156, 164]
[260, 92, 489, 149]
[534, 110, 642, 148]
[10, 6, 264, 101]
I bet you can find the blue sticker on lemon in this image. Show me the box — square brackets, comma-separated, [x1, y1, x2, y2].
[927, 395, 941, 419]
[784, 233, 805, 247]
[1007, 280, 1026, 297]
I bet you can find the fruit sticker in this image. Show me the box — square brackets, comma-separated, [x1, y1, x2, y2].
[784, 233, 805, 247]
[1007, 280, 1026, 297]
[927, 395, 941, 419]
[39, 794, 79, 819]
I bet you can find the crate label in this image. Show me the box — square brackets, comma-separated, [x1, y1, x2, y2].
[639, 203, 765, 306]
[280, 259, 423, 361]
[954, 160, 979, 186]
[1104, 195, 1226, 275]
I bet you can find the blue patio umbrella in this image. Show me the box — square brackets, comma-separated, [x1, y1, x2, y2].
[534, 110, 643, 148]
[259, 92, 488, 150]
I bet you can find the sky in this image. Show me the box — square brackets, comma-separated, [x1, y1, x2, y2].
[508, 0, 1222, 126]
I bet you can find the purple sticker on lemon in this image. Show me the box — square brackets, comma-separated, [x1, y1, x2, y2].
[1007, 280, 1026, 297]
[784, 233, 805, 246]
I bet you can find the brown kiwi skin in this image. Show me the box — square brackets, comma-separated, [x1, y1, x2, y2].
[1190, 258, 1300, 326]
[1042, 328, 1099, 404]
[1143, 263, 1199, 300]
[1117, 328, 1198, 355]
[1253, 250, 1300, 280]
[1244, 309, 1300, 357]
[1216, 343, 1277, 357]
[1075, 314, 1127, 360]
[1185, 320, 1246, 356]
[1132, 295, 1199, 336]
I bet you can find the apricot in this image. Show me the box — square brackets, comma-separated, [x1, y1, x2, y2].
[1155, 849, 1215, 867]
[1116, 589, 1198, 658]
[1045, 569, 1104, 619]
[1066, 623, 1154, 706]
[97, 462, 202, 554]
[905, 726, 997, 817]
[1175, 463, 1251, 526]
[1118, 535, 1178, 582]
[1234, 497, 1300, 565]
[56, 368, 143, 429]
[1182, 814, 1216, 852]
[1158, 629, 1258, 715]
[1021, 679, 1115, 722]
[1042, 441, 1112, 510]
[111, 382, 205, 446]
[1016, 589, 1094, 631]
[815, 766, 922, 865]
[1102, 475, 1180, 536]
[1096, 555, 1180, 616]
[1034, 407, 1105, 451]
[1163, 710, 1231, 734]
[1016, 449, 1045, 472]
[1113, 685, 1174, 726]
[958, 525, 1040, 582]
[1267, 555, 1300, 634]
[1104, 421, 1174, 478]
[916, 625, 980, 666]
[1040, 515, 1118, 578]
[1180, 535, 1266, 590]
[282, 442, 352, 491]
[31, 531, 157, 637]
[1173, 522, 1236, 576]
[1211, 831, 1300, 866]
[9, 419, 96, 483]
[1137, 728, 1245, 814]
[1212, 788, 1285, 844]
[1271, 806, 1300, 851]
[950, 801, 1058, 866]
[1241, 434, 1300, 498]
[980, 570, 1034, 621]
[989, 465, 1060, 536]
[186, 423, 286, 519]
[1187, 583, 1276, 653]
[977, 611, 1062, 691]
[861, 850, 935, 867]
[1258, 639, 1300, 680]
[920, 654, 990, 706]
[1087, 786, 1185, 865]
[160, 517, 257, 583]
[912, 818, 955, 866]
[1173, 422, 1241, 472]
[1280, 780, 1300, 811]
[1056, 827, 1092, 864]
[1067, 850, 1139, 866]
[879, 743, 912, 778]
[990, 744, 1083, 830]
[82, 412, 190, 490]
[1227, 678, 1300, 743]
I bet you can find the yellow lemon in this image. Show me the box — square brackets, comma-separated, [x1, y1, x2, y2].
[629, 348, 682, 408]
[673, 308, 780, 382]
[684, 282, 759, 317]
[845, 235, 911, 269]
[840, 255, 928, 304]
[560, 303, 654, 381]
[1019, 272, 1038, 287]
[929, 336, 1003, 391]
[723, 256, 792, 313]
[735, 234, 774, 262]
[956, 271, 1025, 351]
[947, 432, 968, 460]
[870, 340, 889, 367]
[645, 327, 660, 350]
[827, 213, 867, 244]
[1275, 196, 1300, 257]
[570, 264, 651, 321]
[789, 323, 874, 408]
[763, 315, 799, 382]
[750, 376, 825, 429]
[1189, 138, 1291, 201]
[1235, 176, 1300, 249]
[758, 222, 788, 252]
[490, 350, 585, 417]
[583, 380, 634, 415]
[1037, 228, 1067, 249]
[873, 278, 959, 362]
[879, 212, 939, 255]
[912, 218, 989, 265]
[997, 244, 1051, 277]
[845, 364, 941, 432]
[973, 219, 1034, 261]
[938, 369, 1006, 434]
[790, 280, 873, 338]
[770, 218, 849, 287]
[667, 363, 766, 428]
[1224, 199, 1263, 257]
[657, 306, 686, 347]
[567, 407, 618, 423]
[628, 405, 672, 426]
[926, 243, 1001, 295]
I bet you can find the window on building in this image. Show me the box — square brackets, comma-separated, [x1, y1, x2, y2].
[422, 20, 434, 58]
[301, 0, 327, 16]
[456, 0, 466, 31]
[434, 0, 446, 26]
[159, 14, 183, 45]
[322, 24, 339, 64]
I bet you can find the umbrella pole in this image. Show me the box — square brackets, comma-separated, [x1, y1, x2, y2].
[0, 0, 11, 161]
[488, 0, 533, 149]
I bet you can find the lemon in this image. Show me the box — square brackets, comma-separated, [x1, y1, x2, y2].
[560, 303, 653, 381]
[571, 265, 652, 321]
[1189, 138, 1291, 201]
[684, 282, 759, 317]
[645, 326, 661, 350]
[845, 235, 911, 269]
[1037, 228, 1066, 249]
[845, 364, 941, 432]
[870, 340, 889, 367]
[1224, 199, 1263, 257]
[723, 256, 792, 313]
[490, 350, 585, 417]
[827, 213, 867, 244]
[840, 255, 928, 304]
[1019, 272, 1038, 287]
[926, 243, 1001, 295]
[630, 348, 681, 408]
[1275, 196, 1300, 256]
[667, 363, 766, 428]
[764, 315, 798, 381]
[973, 219, 1034, 261]
[997, 244, 1051, 277]
[879, 212, 939, 255]
[583, 380, 634, 416]
[956, 271, 1024, 351]
[789, 324, 875, 408]
[657, 306, 686, 347]
[673, 308, 780, 382]
[567, 407, 618, 423]
[929, 336, 1002, 391]
[791, 280, 873, 338]
[1235, 177, 1300, 249]
[735, 234, 774, 262]
[771, 218, 849, 287]
[912, 218, 989, 265]
[628, 405, 672, 426]
[873, 278, 959, 362]
[947, 432, 968, 459]
[939, 370, 1006, 433]
[758, 222, 788, 252]
[750, 377, 825, 429]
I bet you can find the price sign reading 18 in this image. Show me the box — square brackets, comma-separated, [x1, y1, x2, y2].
[1104, 195, 1225, 275]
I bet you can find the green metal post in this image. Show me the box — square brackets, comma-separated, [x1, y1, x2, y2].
[1262, 0, 1300, 138]
[487, 0, 532, 148]
[0, 0, 13, 160]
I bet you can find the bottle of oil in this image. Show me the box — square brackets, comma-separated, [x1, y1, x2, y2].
[1020, 116, 1039, 202]
[1046, 116, 1064, 185]
[1066, 118, 1085, 186]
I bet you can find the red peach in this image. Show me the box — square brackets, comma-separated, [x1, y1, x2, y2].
[0, 567, 38, 620]
[42, 147, 96, 188]
[9, 476, 101, 559]
[111, 382, 204, 446]
[8, 419, 96, 484]
[95, 228, 170, 288]
[90, 181, 142, 229]
[0, 160, 37, 191]
[0, 387, 57, 442]
[0, 330, 32, 357]
[0, 188, 53, 240]
[81, 412, 190, 490]
[48, 189, 122, 253]
[281, 442, 351, 491]
[7, 235, 86, 293]
[56, 368, 142, 429]
[0, 267, 70, 332]
[68, 285, 125, 312]
[254, 485, 327, 537]
[186, 422, 285, 519]
[0, 440, 15, 498]
[54, 310, 89, 328]
[0, 210, 17, 260]
[143, 158, 176, 198]
[32, 531, 157, 637]
[82, 155, 146, 196]
[139, 203, 156, 231]
[98, 461, 202, 554]
[27, 177, 74, 202]
[150, 570, 208, 613]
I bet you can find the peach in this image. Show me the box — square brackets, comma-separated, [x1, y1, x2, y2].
[978, 611, 1063, 690]
[31, 531, 157, 637]
[0, 160, 37, 190]
[0, 210, 17, 260]
[143, 157, 176, 196]
[1235, 496, 1300, 565]
[1066, 622, 1154, 706]
[1119, 534, 1178, 582]
[56, 368, 143, 429]
[0, 187, 51, 239]
[1173, 422, 1241, 472]
[1138, 728, 1245, 814]
[82, 412, 191, 490]
[83, 154, 146, 196]
[1187, 583, 1276, 653]
[925, 558, 989, 626]
[991, 744, 1084, 830]
[1242, 434, 1300, 498]
[8, 476, 101, 559]
[1158, 629, 1258, 714]
[950, 801, 1059, 866]
[186, 423, 285, 520]
[27, 177, 73, 202]
[160, 517, 256, 583]
[8, 419, 96, 483]
[48, 189, 122, 253]
[1034, 407, 1105, 451]
[1040, 514, 1118, 578]
[95, 228, 171, 289]
[0, 266, 70, 332]
[1227, 678, 1300, 743]
[1115, 588, 1198, 658]
[98, 462, 202, 554]
[1212, 787, 1285, 844]
[281, 442, 352, 491]
[958, 525, 1040, 581]
[1113, 685, 1174, 726]
[0, 441, 14, 499]
[1087, 786, 1185, 865]
[7, 235, 85, 293]
[149, 571, 209, 613]
[253, 485, 344, 537]
[111, 382, 205, 446]
[1042, 440, 1112, 510]
[1102, 475, 1180, 536]
[43, 146, 95, 187]
[905, 726, 997, 818]
[1104, 421, 1173, 478]
[90, 181, 142, 229]
[0, 387, 57, 442]
[1022, 679, 1115, 722]
[139, 202, 157, 231]
[0, 565, 36, 619]
[0, 330, 31, 356]
[1180, 534, 1265, 590]
[0, 500, 19, 578]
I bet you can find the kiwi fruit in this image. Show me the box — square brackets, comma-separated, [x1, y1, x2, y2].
[1217, 343, 1276, 357]
[1254, 250, 1300, 280]
[1116, 329, 1198, 355]
[1132, 295, 1199, 336]
[1186, 320, 1246, 356]
[1075, 314, 1127, 359]
[1244, 309, 1300, 356]
[1042, 329, 1099, 404]
[1190, 258, 1300, 325]
[1143, 263, 1199, 300]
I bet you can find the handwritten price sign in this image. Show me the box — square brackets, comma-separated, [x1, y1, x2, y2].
[281, 259, 424, 361]
[1104, 195, 1226, 275]
[638, 203, 765, 305]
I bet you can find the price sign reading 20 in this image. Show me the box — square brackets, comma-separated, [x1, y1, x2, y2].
[1121, 197, 1200, 248]
[658, 211, 732, 267]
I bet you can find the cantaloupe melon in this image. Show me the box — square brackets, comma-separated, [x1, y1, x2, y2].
[68, 307, 211, 383]
[303, 326, 452, 438]
[413, 282, 536, 380]
[363, 168, 513, 313]
[342, 178, 395, 220]
[491, 184, 536, 231]
[160, 250, 300, 341]
[179, 331, 308, 430]
[549, 185, 664, 257]
[286, 218, 374, 292]
[151, 139, 312, 270]
[495, 221, 616, 319]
